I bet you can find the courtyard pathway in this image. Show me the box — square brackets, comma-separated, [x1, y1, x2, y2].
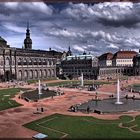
[0, 77, 140, 138]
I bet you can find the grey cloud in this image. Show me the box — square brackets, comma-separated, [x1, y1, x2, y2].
[0, 2, 140, 56]
[61, 2, 140, 28]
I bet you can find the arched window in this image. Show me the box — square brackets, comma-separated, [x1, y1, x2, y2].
[43, 59, 46, 65]
[18, 58, 22, 65]
[48, 69, 51, 77]
[23, 58, 28, 65]
[43, 70, 47, 77]
[51, 60, 54, 65]
[34, 59, 38, 65]
[49, 60, 51, 65]
[18, 70, 22, 80]
[39, 70, 42, 78]
[28, 58, 32, 65]
[34, 70, 38, 78]
[39, 59, 42, 65]
[5, 57, 10, 66]
[29, 70, 33, 79]
[24, 70, 28, 79]
[51, 69, 55, 77]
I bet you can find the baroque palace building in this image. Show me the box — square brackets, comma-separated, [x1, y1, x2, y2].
[60, 51, 98, 79]
[0, 24, 62, 82]
[59, 49, 138, 80]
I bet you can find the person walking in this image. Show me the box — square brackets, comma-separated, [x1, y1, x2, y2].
[87, 106, 90, 114]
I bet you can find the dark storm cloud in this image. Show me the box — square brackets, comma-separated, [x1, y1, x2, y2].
[94, 3, 140, 27]
[0, 2, 140, 56]
[61, 2, 140, 28]
[97, 17, 139, 27]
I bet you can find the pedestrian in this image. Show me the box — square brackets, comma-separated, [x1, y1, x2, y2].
[41, 107, 44, 112]
[87, 106, 90, 114]
[132, 95, 135, 100]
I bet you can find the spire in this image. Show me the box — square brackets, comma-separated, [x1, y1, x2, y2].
[68, 46, 71, 51]
[27, 21, 29, 30]
[68, 41, 71, 51]
[26, 21, 30, 37]
[24, 21, 32, 49]
[83, 51, 86, 55]
[67, 45, 72, 56]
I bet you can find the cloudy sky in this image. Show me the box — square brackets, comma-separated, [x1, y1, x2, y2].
[0, 2, 140, 56]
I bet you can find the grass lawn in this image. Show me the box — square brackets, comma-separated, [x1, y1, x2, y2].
[47, 80, 112, 87]
[129, 84, 140, 87]
[27, 78, 57, 84]
[23, 113, 140, 139]
[128, 84, 140, 92]
[0, 88, 28, 111]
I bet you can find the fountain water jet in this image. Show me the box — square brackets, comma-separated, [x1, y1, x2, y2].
[38, 80, 42, 99]
[81, 73, 84, 87]
[115, 79, 123, 105]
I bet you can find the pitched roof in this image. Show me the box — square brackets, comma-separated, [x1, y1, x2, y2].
[98, 52, 113, 61]
[113, 50, 137, 59]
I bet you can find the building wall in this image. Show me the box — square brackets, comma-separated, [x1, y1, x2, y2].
[16, 56, 56, 81]
[61, 57, 98, 79]
[98, 66, 133, 79]
[0, 48, 59, 82]
[112, 59, 133, 66]
[98, 60, 112, 66]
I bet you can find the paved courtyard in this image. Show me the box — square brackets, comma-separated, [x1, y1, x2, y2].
[0, 77, 140, 138]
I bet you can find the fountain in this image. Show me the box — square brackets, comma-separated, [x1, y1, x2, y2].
[81, 73, 84, 87]
[115, 79, 123, 105]
[21, 80, 57, 102]
[38, 80, 42, 99]
[77, 78, 140, 113]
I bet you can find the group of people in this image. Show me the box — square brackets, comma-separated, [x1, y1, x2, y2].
[37, 107, 44, 112]
[69, 105, 90, 113]
[69, 105, 78, 112]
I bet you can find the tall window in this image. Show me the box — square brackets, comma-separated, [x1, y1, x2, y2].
[18, 58, 22, 65]
[5, 57, 10, 66]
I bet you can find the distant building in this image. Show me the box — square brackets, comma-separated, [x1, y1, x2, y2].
[60, 53, 98, 79]
[98, 52, 113, 66]
[60, 49, 138, 80]
[112, 50, 137, 67]
[98, 50, 137, 79]
[98, 66, 133, 80]
[0, 24, 62, 82]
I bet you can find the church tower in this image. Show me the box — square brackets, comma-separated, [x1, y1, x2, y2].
[24, 22, 32, 49]
[67, 46, 72, 56]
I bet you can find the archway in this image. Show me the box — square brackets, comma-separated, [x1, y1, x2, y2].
[24, 70, 28, 80]
[18, 70, 22, 80]
[39, 70, 42, 78]
[5, 71, 10, 81]
[48, 69, 51, 77]
[34, 70, 38, 78]
[5, 57, 10, 66]
[44, 69, 47, 78]
[29, 70, 33, 79]
[51, 69, 55, 77]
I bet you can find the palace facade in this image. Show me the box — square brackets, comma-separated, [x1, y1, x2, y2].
[0, 24, 62, 82]
[60, 52, 98, 79]
[59, 50, 138, 80]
